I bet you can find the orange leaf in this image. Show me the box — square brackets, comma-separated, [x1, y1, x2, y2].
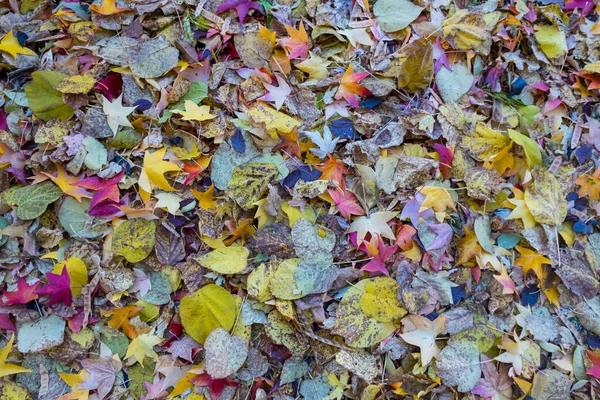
[316, 155, 350, 189]
[335, 65, 371, 107]
[454, 227, 482, 266]
[575, 167, 600, 201]
[104, 306, 143, 339]
[89, 0, 129, 15]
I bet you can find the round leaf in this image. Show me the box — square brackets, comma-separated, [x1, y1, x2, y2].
[180, 284, 236, 344]
[112, 219, 156, 263]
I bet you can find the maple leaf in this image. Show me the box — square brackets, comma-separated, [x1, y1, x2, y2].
[37, 267, 72, 306]
[316, 155, 350, 188]
[273, 130, 301, 158]
[0, 31, 36, 59]
[334, 65, 371, 108]
[575, 166, 600, 201]
[586, 350, 600, 379]
[182, 155, 211, 186]
[349, 211, 398, 244]
[324, 371, 350, 400]
[418, 185, 456, 212]
[175, 100, 216, 122]
[514, 245, 552, 281]
[258, 74, 291, 110]
[454, 227, 482, 266]
[125, 333, 162, 366]
[399, 315, 446, 365]
[361, 234, 398, 276]
[484, 142, 514, 175]
[258, 24, 276, 44]
[189, 373, 240, 398]
[304, 126, 339, 159]
[43, 164, 92, 202]
[0, 334, 31, 378]
[296, 52, 331, 78]
[102, 94, 136, 135]
[505, 187, 536, 229]
[144, 376, 168, 399]
[89, 0, 129, 15]
[79, 357, 122, 399]
[494, 265, 516, 295]
[192, 183, 217, 210]
[75, 171, 124, 210]
[494, 334, 530, 375]
[1, 277, 39, 305]
[104, 306, 143, 339]
[281, 22, 309, 59]
[138, 148, 181, 193]
[328, 188, 364, 219]
[216, 0, 262, 22]
[472, 354, 512, 399]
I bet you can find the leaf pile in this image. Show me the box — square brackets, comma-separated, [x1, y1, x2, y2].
[0, 0, 599, 399]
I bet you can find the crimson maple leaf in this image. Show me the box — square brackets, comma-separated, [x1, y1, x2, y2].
[1, 278, 39, 305]
[361, 234, 398, 276]
[335, 65, 371, 107]
[328, 188, 364, 220]
[216, 0, 262, 22]
[75, 170, 124, 210]
[189, 373, 240, 398]
[37, 268, 72, 306]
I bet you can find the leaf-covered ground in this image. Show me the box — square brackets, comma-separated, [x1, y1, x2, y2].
[0, 0, 599, 399]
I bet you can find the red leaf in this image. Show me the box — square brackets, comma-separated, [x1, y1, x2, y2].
[433, 143, 453, 180]
[37, 268, 72, 307]
[587, 350, 600, 379]
[360, 234, 398, 276]
[189, 373, 240, 398]
[1, 277, 39, 305]
[75, 170, 124, 210]
[328, 188, 364, 220]
[95, 74, 122, 101]
[334, 65, 371, 107]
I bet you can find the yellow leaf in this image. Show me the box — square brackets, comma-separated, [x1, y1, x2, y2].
[191, 183, 217, 210]
[359, 278, 406, 322]
[193, 246, 249, 274]
[56, 74, 96, 94]
[52, 257, 88, 297]
[505, 187, 536, 229]
[0, 31, 36, 58]
[42, 164, 92, 202]
[112, 218, 156, 263]
[296, 52, 331, 78]
[394, 39, 434, 92]
[281, 201, 316, 227]
[258, 24, 276, 44]
[59, 370, 90, 389]
[180, 284, 236, 344]
[138, 148, 181, 192]
[534, 24, 567, 59]
[442, 10, 492, 53]
[419, 186, 456, 212]
[175, 100, 216, 122]
[0, 381, 33, 400]
[514, 245, 552, 281]
[125, 333, 162, 366]
[461, 123, 509, 161]
[0, 334, 31, 378]
[244, 101, 302, 135]
[524, 169, 567, 226]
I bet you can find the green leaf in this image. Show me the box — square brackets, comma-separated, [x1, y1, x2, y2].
[508, 129, 542, 167]
[112, 219, 156, 262]
[14, 181, 63, 220]
[180, 284, 236, 344]
[24, 71, 74, 121]
[58, 197, 106, 239]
